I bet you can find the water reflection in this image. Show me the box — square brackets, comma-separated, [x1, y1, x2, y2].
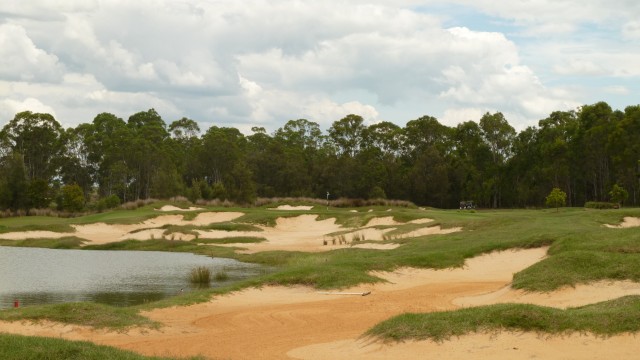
[0, 246, 262, 309]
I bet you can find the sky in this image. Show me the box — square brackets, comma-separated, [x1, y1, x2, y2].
[0, 0, 639, 133]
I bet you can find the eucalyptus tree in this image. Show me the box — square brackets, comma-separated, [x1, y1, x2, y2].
[168, 117, 201, 187]
[608, 105, 640, 205]
[126, 109, 173, 199]
[574, 102, 619, 202]
[0, 111, 63, 182]
[328, 114, 366, 158]
[85, 112, 132, 200]
[479, 112, 515, 208]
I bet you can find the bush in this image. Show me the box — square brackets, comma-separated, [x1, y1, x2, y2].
[61, 184, 85, 212]
[585, 201, 619, 209]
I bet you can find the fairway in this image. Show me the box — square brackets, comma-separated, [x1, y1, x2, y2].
[1, 204, 640, 359]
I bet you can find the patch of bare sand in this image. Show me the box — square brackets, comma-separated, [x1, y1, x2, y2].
[365, 216, 400, 226]
[155, 205, 203, 212]
[605, 217, 640, 228]
[288, 332, 640, 360]
[0, 212, 243, 245]
[269, 205, 314, 211]
[0, 248, 550, 360]
[454, 280, 640, 309]
[195, 215, 457, 253]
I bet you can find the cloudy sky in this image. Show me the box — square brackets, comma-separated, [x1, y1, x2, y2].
[0, 0, 638, 133]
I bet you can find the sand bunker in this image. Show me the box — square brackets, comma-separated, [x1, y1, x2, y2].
[155, 205, 203, 212]
[269, 205, 314, 211]
[288, 332, 640, 360]
[0, 212, 243, 245]
[195, 215, 456, 253]
[454, 280, 640, 309]
[605, 217, 640, 228]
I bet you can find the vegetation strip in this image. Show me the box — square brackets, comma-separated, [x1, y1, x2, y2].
[367, 295, 640, 342]
[0, 333, 201, 360]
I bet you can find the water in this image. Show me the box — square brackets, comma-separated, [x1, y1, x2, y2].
[0, 247, 263, 309]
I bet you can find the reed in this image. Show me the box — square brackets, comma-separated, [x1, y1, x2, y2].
[189, 266, 211, 285]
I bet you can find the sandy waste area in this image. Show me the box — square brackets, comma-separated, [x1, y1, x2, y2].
[2, 211, 640, 359]
[605, 216, 640, 228]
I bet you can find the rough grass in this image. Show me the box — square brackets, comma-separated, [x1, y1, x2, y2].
[192, 237, 266, 244]
[0, 333, 203, 360]
[189, 266, 211, 285]
[0, 237, 85, 249]
[0, 302, 156, 329]
[367, 296, 640, 342]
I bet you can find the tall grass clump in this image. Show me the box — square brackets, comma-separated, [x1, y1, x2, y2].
[189, 266, 211, 285]
[214, 270, 229, 281]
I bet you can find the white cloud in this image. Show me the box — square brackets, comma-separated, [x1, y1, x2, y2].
[0, 24, 64, 82]
[604, 86, 630, 95]
[0, 97, 57, 124]
[0, 0, 635, 132]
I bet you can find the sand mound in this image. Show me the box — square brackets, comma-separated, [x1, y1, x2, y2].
[269, 205, 314, 211]
[288, 332, 640, 360]
[605, 217, 640, 228]
[454, 280, 640, 309]
[156, 205, 203, 212]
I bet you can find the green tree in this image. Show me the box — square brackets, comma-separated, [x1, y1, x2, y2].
[61, 184, 85, 212]
[609, 184, 629, 207]
[545, 187, 567, 212]
[0, 111, 63, 182]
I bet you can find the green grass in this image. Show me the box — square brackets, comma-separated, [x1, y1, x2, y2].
[0, 302, 156, 329]
[367, 295, 640, 342]
[0, 333, 202, 360]
[193, 236, 266, 244]
[0, 236, 85, 249]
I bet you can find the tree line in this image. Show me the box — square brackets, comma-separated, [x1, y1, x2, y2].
[0, 101, 639, 212]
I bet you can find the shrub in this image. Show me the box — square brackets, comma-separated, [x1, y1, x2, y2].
[585, 201, 619, 209]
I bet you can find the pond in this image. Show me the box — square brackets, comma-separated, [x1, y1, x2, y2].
[0, 246, 263, 309]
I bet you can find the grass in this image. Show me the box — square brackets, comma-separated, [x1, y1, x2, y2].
[189, 266, 211, 285]
[193, 236, 266, 244]
[0, 302, 156, 329]
[0, 333, 202, 360]
[367, 295, 640, 342]
[214, 270, 230, 281]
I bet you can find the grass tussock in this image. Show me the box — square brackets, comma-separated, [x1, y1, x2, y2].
[189, 266, 211, 285]
[214, 270, 230, 281]
[367, 296, 640, 342]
